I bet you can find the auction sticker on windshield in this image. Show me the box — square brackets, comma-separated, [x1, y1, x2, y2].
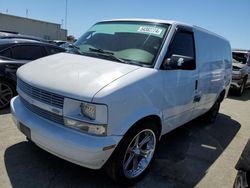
[137, 26, 163, 35]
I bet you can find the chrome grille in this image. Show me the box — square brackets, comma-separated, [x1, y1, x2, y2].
[17, 79, 64, 108]
[20, 96, 64, 124]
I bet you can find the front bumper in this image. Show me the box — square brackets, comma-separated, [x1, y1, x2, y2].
[11, 96, 122, 169]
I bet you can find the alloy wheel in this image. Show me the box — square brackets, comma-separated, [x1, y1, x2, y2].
[123, 129, 156, 179]
[0, 82, 14, 109]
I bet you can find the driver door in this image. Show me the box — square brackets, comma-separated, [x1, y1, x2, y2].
[160, 26, 199, 134]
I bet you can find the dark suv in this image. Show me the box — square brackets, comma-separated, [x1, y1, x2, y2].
[231, 49, 250, 96]
[0, 38, 65, 109]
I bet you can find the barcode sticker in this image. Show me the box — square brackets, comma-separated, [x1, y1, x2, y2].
[137, 26, 162, 35]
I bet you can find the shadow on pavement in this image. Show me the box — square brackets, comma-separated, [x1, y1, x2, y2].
[228, 88, 250, 101]
[149, 113, 241, 187]
[0, 107, 10, 115]
[4, 113, 240, 188]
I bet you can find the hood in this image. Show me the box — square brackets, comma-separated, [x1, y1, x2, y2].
[17, 53, 140, 101]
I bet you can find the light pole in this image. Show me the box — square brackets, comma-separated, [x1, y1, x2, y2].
[65, 0, 68, 29]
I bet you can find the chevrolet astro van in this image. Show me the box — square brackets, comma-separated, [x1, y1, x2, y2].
[11, 19, 232, 184]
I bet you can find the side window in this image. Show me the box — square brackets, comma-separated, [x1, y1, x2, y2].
[12, 45, 44, 60]
[0, 49, 12, 58]
[45, 46, 64, 55]
[166, 30, 195, 59]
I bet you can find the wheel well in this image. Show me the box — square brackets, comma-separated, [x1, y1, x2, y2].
[130, 115, 162, 137]
[219, 89, 226, 102]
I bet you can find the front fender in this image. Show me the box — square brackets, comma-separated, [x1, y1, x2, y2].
[114, 107, 162, 136]
[92, 68, 164, 137]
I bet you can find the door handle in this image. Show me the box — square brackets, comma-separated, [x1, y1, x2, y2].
[195, 80, 198, 90]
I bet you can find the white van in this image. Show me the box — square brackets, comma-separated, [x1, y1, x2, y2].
[11, 19, 232, 184]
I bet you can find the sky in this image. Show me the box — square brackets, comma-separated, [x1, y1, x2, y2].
[0, 0, 249, 49]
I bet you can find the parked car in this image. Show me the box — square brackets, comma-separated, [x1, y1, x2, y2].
[49, 40, 68, 46]
[0, 31, 48, 42]
[231, 49, 250, 96]
[0, 30, 19, 36]
[234, 139, 250, 188]
[11, 19, 232, 184]
[0, 56, 28, 109]
[0, 38, 65, 109]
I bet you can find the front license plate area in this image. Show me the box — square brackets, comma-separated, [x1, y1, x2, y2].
[19, 123, 31, 139]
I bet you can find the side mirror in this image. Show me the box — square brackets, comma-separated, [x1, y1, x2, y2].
[162, 54, 195, 70]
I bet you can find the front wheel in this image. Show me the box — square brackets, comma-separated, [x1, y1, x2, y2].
[105, 121, 159, 185]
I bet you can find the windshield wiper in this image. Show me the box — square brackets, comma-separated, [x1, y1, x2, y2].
[89, 47, 114, 55]
[90, 48, 144, 66]
[88, 47, 130, 64]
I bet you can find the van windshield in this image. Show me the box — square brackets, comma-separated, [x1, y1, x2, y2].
[73, 21, 170, 66]
[232, 52, 248, 64]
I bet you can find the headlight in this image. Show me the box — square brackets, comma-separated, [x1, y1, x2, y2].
[64, 118, 107, 136]
[81, 102, 96, 120]
[63, 98, 108, 136]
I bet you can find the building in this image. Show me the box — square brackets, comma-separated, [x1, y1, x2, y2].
[0, 13, 67, 40]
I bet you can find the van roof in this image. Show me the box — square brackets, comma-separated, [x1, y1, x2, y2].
[99, 18, 228, 42]
[100, 18, 178, 25]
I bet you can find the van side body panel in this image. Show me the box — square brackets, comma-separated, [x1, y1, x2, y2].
[192, 27, 232, 117]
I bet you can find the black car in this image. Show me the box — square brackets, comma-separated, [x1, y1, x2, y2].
[49, 40, 68, 46]
[0, 38, 65, 109]
[234, 139, 250, 188]
[0, 31, 48, 42]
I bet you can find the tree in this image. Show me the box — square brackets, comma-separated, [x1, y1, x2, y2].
[67, 35, 76, 42]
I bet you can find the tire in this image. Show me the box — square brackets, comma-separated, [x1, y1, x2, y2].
[104, 121, 160, 185]
[0, 80, 15, 110]
[202, 99, 220, 124]
[237, 79, 246, 96]
[233, 171, 248, 188]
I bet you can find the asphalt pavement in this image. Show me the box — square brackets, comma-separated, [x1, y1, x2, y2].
[0, 89, 250, 188]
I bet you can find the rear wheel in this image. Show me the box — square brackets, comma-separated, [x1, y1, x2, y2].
[105, 121, 159, 185]
[0, 80, 15, 109]
[202, 99, 220, 124]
